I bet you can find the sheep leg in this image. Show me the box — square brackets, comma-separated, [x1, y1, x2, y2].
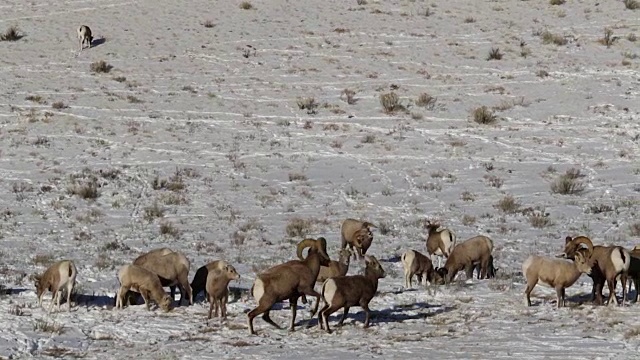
[318, 302, 329, 330]
[524, 280, 537, 307]
[620, 273, 627, 306]
[207, 294, 214, 319]
[464, 264, 474, 280]
[247, 302, 280, 335]
[116, 286, 128, 309]
[288, 295, 299, 331]
[555, 287, 565, 308]
[177, 273, 193, 305]
[404, 270, 411, 288]
[48, 290, 57, 313]
[337, 306, 349, 326]
[606, 279, 618, 306]
[321, 305, 341, 334]
[362, 304, 371, 328]
[66, 281, 74, 312]
[221, 296, 227, 319]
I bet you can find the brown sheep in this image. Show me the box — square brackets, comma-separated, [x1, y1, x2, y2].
[318, 255, 386, 333]
[115, 264, 172, 312]
[33, 260, 78, 313]
[424, 221, 456, 268]
[206, 264, 240, 320]
[133, 248, 193, 306]
[191, 260, 229, 302]
[340, 218, 376, 260]
[247, 237, 330, 335]
[436, 235, 494, 283]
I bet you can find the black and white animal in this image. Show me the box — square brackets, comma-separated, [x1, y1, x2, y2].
[77, 25, 93, 51]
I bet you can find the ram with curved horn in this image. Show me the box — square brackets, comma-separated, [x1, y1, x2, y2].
[247, 237, 331, 335]
[340, 218, 376, 260]
[559, 236, 630, 306]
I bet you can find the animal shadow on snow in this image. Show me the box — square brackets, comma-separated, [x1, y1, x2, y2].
[90, 37, 106, 48]
[527, 292, 594, 308]
[304, 302, 455, 329]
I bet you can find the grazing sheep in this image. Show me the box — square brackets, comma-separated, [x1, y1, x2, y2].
[115, 264, 172, 312]
[318, 255, 386, 333]
[425, 221, 456, 268]
[341, 218, 376, 260]
[467, 255, 498, 279]
[560, 236, 630, 306]
[247, 237, 330, 335]
[522, 252, 592, 308]
[133, 248, 193, 305]
[436, 235, 494, 283]
[206, 264, 240, 320]
[32, 260, 78, 313]
[191, 260, 229, 302]
[77, 25, 93, 51]
[401, 249, 443, 288]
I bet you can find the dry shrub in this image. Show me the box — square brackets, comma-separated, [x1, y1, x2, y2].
[90, 60, 113, 73]
[541, 31, 567, 45]
[550, 168, 585, 195]
[624, 0, 639, 10]
[600, 27, 616, 47]
[472, 106, 497, 124]
[549, 0, 565, 4]
[495, 195, 520, 213]
[296, 97, 318, 114]
[239, 1, 254, 9]
[67, 180, 100, 200]
[415, 93, 436, 109]
[341, 89, 357, 104]
[629, 222, 640, 237]
[529, 211, 552, 228]
[380, 92, 400, 113]
[286, 218, 313, 238]
[160, 221, 180, 239]
[487, 47, 503, 60]
[0, 26, 22, 41]
[52, 101, 68, 109]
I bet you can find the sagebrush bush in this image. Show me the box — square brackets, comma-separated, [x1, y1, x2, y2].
[380, 92, 400, 113]
[472, 106, 498, 124]
[0, 26, 22, 41]
[90, 60, 113, 73]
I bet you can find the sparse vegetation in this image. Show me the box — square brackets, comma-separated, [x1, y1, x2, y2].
[144, 202, 165, 221]
[288, 172, 308, 181]
[285, 217, 313, 238]
[624, 0, 639, 10]
[160, 221, 180, 239]
[487, 47, 503, 60]
[550, 168, 586, 195]
[239, 1, 253, 9]
[472, 106, 498, 124]
[33, 319, 65, 334]
[495, 195, 520, 213]
[296, 97, 318, 114]
[203, 20, 216, 28]
[549, 0, 565, 5]
[341, 89, 357, 104]
[629, 222, 640, 236]
[529, 211, 552, 228]
[540, 30, 568, 45]
[90, 60, 113, 73]
[52, 101, 68, 109]
[67, 180, 100, 200]
[415, 93, 436, 109]
[0, 26, 22, 41]
[380, 92, 400, 113]
[600, 27, 616, 47]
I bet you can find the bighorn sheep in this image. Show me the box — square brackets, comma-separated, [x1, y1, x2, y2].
[522, 252, 592, 308]
[33, 260, 77, 313]
[401, 249, 443, 288]
[115, 264, 172, 312]
[315, 248, 352, 284]
[318, 255, 386, 333]
[206, 264, 240, 320]
[341, 218, 376, 260]
[133, 248, 193, 305]
[247, 237, 330, 335]
[191, 260, 229, 302]
[468, 255, 498, 279]
[436, 235, 494, 283]
[560, 236, 630, 306]
[425, 221, 456, 268]
[77, 25, 93, 51]
[626, 246, 640, 302]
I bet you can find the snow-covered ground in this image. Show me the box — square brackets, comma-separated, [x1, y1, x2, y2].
[0, 0, 639, 358]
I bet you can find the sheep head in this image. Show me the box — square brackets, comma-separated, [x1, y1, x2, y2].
[296, 237, 331, 266]
[560, 236, 594, 260]
[573, 252, 593, 275]
[224, 264, 241, 281]
[354, 228, 374, 253]
[364, 255, 386, 279]
[159, 294, 173, 312]
[31, 274, 46, 297]
[337, 248, 352, 265]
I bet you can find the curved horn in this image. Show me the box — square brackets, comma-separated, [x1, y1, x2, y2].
[296, 238, 316, 260]
[572, 236, 594, 257]
[316, 237, 329, 258]
[362, 221, 376, 229]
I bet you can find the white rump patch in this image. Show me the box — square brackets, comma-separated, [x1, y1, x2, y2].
[521, 256, 534, 282]
[611, 249, 630, 274]
[401, 250, 416, 272]
[252, 278, 265, 304]
[323, 279, 338, 305]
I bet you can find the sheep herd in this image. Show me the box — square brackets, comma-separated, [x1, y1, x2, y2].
[21, 217, 640, 335]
